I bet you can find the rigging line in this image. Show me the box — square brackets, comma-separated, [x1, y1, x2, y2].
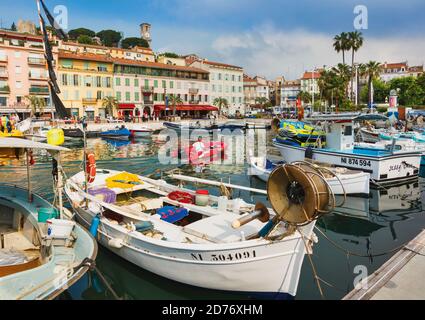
[314, 226, 411, 258]
[403, 247, 425, 257]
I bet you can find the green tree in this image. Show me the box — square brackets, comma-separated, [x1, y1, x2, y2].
[360, 79, 390, 104]
[333, 32, 349, 64]
[364, 61, 382, 106]
[102, 96, 118, 116]
[159, 52, 180, 58]
[389, 76, 425, 106]
[213, 97, 229, 115]
[77, 35, 94, 45]
[96, 30, 122, 47]
[167, 94, 183, 116]
[25, 96, 46, 117]
[121, 37, 150, 49]
[297, 91, 311, 104]
[10, 22, 17, 31]
[348, 31, 364, 101]
[68, 28, 96, 40]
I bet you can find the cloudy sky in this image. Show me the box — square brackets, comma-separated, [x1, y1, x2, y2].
[1, 0, 424, 79]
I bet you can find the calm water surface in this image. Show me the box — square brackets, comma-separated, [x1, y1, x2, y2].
[1, 131, 424, 300]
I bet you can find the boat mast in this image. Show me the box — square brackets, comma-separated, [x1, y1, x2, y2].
[26, 149, 33, 203]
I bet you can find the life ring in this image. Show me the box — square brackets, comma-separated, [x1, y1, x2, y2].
[168, 191, 194, 204]
[86, 152, 96, 183]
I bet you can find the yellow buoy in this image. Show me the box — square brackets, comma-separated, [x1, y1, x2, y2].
[47, 128, 65, 146]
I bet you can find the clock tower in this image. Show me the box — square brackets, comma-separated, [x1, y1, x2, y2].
[140, 23, 152, 46]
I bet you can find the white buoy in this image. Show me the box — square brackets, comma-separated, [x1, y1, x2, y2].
[108, 238, 124, 249]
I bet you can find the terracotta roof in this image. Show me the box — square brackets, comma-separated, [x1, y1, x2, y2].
[202, 60, 242, 70]
[113, 58, 209, 74]
[408, 65, 424, 72]
[301, 72, 321, 80]
[382, 62, 407, 69]
[0, 30, 42, 42]
[58, 51, 113, 63]
[243, 74, 255, 82]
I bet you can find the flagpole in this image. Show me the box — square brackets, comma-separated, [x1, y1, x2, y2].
[36, 0, 55, 124]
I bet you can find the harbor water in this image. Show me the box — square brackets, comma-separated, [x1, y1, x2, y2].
[1, 130, 425, 300]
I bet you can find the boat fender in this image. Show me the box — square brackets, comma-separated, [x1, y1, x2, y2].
[108, 238, 124, 249]
[86, 152, 96, 183]
[89, 215, 101, 237]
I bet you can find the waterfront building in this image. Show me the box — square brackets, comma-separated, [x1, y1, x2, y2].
[0, 30, 54, 118]
[380, 61, 424, 82]
[243, 75, 270, 111]
[243, 74, 257, 108]
[300, 71, 320, 97]
[57, 51, 114, 120]
[282, 80, 301, 108]
[113, 58, 213, 119]
[267, 80, 276, 106]
[187, 56, 244, 116]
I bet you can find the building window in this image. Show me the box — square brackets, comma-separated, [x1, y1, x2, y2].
[86, 91, 92, 99]
[232, 75, 235, 81]
[184, 94, 188, 102]
[116, 78, 121, 86]
[15, 66, 22, 74]
[162, 80, 166, 89]
[14, 52, 21, 58]
[232, 86, 235, 93]
[73, 75, 79, 86]
[83, 62, 89, 70]
[125, 78, 130, 86]
[218, 73, 222, 80]
[98, 64, 107, 72]
[170, 81, 174, 89]
[177, 82, 181, 89]
[62, 74, 68, 86]
[232, 97, 236, 103]
[97, 91, 102, 100]
[125, 92, 131, 101]
[212, 85, 216, 92]
[239, 97, 242, 103]
[16, 81, 22, 89]
[85, 76, 92, 87]
[135, 92, 140, 101]
[205, 95, 208, 102]
[154, 80, 158, 88]
[144, 79, 149, 88]
[210, 74, 215, 81]
[116, 91, 122, 101]
[0, 97, 7, 106]
[134, 79, 139, 87]
[238, 75, 241, 82]
[96, 76, 102, 87]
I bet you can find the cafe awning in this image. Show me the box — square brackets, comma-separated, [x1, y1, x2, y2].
[154, 104, 218, 112]
[118, 103, 136, 110]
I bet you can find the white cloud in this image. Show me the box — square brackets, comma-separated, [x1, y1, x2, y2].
[207, 24, 425, 80]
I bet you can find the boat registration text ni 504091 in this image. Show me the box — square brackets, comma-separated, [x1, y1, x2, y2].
[340, 157, 371, 167]
[191, 250, 257, 261]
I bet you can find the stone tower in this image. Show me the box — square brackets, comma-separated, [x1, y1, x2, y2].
[140, 23, 152, 46]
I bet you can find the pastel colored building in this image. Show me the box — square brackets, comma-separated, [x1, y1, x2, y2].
[380, 61, 424, 82]
[57, 51, 114, 120]
[282, 80, 301, 107]
[300, 71, 321, 96]
[0, 30, 54, 117]
[113, 58, 213, 118]
[187, 56, 244, 116]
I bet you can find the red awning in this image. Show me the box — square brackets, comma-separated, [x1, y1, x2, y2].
[118, 103, 136, 110]
[154, 105, 218, 112]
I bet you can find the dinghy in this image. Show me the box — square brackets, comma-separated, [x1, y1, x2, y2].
[248, 157, 370, 195]
[65, 163, 336, 299]
[100, 126, 131, 140]
[0, 138, 97, 300]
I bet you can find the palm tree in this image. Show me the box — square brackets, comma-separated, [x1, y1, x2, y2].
[364, 61, 382, 107]
[213, 97, 229, 115]
[167, 94, 183, 116]
[297, 91, 311, 104]
[25, 95, 46, 117]
[348, 31, 364, 102]
[333, 32, 349, 64]
[332, 63, 352, 99]
[102, 96, 118, 117]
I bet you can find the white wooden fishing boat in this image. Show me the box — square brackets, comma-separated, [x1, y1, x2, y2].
[0, 138, 97, 300]
[274, 117, 421, 184]
[248, 157, 370, 195]
[65, 165, 334, 299]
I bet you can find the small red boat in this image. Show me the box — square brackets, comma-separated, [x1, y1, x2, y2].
[172, 141, 227, 164]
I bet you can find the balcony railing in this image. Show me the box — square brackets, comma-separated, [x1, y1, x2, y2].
[0, 71, 8, 78]
[0, 85, 10, 93]
[82, 98, 98, 104]
[141, 86, 154, 94]
[29, 72, 48, 80]
[29, 86, 49, 94]
[0, 55, 7, 63]
[28, 57, 46, 66]
[143, 99, 154, 105]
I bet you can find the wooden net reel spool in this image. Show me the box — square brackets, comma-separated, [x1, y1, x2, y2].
[267, 163, 334, 225]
